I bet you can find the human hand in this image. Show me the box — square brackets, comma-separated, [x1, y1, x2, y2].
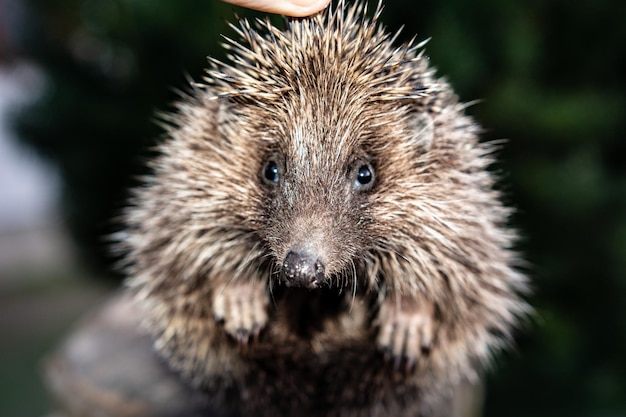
[221, 0, 331, 17]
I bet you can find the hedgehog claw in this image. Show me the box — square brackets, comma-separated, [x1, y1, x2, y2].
[376, 295, 435, 370]
[393, 354, 403, 370]
[213, 282, 268, 345]
[405, 356, 417, 373]
[234, 329, 249, 344]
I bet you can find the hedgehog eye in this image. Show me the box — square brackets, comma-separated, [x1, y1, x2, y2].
[354, 163, 375, 191]
[262, 160, 280, 185]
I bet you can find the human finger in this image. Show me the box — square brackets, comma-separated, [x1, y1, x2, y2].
[220, 0, 331, 17]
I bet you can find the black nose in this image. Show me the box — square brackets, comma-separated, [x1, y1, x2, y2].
[281, 251, 325, 289]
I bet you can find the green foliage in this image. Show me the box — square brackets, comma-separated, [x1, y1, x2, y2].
[11, 0, 626, 415]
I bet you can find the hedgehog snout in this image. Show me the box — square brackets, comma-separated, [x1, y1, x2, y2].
[280, 250, 326, 289]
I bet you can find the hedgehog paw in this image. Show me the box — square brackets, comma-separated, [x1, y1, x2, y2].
[213, 282, 269, 344]
[376, 295, 434, 371]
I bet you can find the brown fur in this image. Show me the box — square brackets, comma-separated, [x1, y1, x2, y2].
[118, 2, 529, 416]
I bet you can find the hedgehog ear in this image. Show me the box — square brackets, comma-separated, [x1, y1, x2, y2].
[409, 112, 435, 150]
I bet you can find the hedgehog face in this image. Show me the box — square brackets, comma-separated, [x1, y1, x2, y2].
[253, 103, 382, 289]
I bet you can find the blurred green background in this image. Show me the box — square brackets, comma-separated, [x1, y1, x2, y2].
[0, 0, 625, 416]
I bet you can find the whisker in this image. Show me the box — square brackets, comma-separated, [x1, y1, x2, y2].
[268, 262, 278, 307]
[350, 258, 358, 312]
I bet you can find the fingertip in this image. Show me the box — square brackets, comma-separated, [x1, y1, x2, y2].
[283, 0, 332, 17]
[221, 0, 331, 17]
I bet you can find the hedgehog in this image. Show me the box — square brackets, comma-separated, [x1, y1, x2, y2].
[119, 1, 528, 416]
